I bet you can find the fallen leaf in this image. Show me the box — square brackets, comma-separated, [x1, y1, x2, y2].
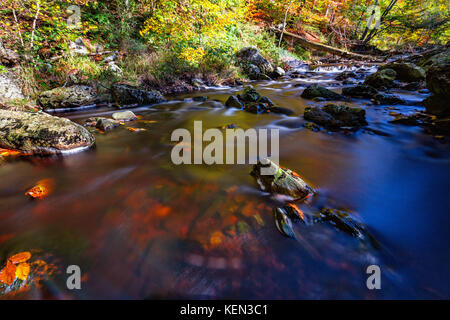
[25, 179, 54, 200]
[0, 261, 17, 285]
[8, 251, 31, 264]
[126, 127, 147, 132]
[15, 263, 30, 281]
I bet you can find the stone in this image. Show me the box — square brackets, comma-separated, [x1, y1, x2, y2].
[225, 95, 243, 108]
[342, 84, 378, 99]
[111, 84, 166, 107]
[38, 85, 98, 110]
[0, 110, 94, 154]
[423, 61, 450, 117]
[304, 104, 367, 129]
[0, 70, 25, 101]
[251, 158, 315, 199]
[96, 118, 119, 131]
[112, 110, 137, 121]
[301, 84, 346, 100]
[236, 46, 275, 80]
[380, 62, 425, 82]
[364, 68, 397, 88]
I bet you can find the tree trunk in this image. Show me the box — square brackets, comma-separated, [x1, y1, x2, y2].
[271, 27, 377, 60]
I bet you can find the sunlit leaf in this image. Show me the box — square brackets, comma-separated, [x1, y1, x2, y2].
[0, 261, 17, 285]
[15, 263, 30, 281]
[25, 179, 54, 200]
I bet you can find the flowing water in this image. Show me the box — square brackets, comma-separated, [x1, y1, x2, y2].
[1, 64, 449, 299]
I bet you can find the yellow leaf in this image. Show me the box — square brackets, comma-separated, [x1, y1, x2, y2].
[15, 263, 30, 281]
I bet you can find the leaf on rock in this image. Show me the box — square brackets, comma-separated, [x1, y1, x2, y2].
[0, 261, 17, 285]
[8, 251, 31, 264]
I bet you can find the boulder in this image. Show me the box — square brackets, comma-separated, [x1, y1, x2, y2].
[111, 84, 166, 107]
[423, 61, 450, 117]
[301, 84, 346, 101]
[304, 104, 367, 129]
[364, 68, 397, 88]
[0, 110, 94, 154]
[38, 85, 98, 110]
[380, 62, 425, 82]
[112, 110, 137, 121]
[225, 95, 243, 109]
[0, 45, 20, 67]
[342, 84, 378, 99]
[0, 70, 25, 101]
[96, 118, 119, 131]
[236, 46, 280, 80]
[251, 158, 314, 199]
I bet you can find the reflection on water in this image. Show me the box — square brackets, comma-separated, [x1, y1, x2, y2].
[0, 67, 449, 299]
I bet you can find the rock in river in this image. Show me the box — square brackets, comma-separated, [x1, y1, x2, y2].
[38, 85, 99, 110]
[236, 46, 285, 80]
[342, 84, 378, 99]
[251, 159, 315, 199]
[380, 62, 425, 82]
[423, 60, 450, 117]
[112, 110, 137, 121]
[111, 84, 166, 107]
[0, 110, 95, 154]
[363, 68, 397, 89]
[304, 104, 367, 129]
[301, 84, 346, 101]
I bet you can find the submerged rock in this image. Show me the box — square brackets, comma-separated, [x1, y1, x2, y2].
[373, 93, 405, 105]
[380, 62, 425, 82]
[364, 68, 397, 88]
[304, 104, 367, 129]
[342, 84, 378, 99]
[111, 84, 166, 107]
[38, 85, 98, 110]
[301, 84, 346, 101]
[0, 110, 94, 154]
[251, 159, 314, 199]
[96, 118, 120, 131]
[225, 95, 244, 109]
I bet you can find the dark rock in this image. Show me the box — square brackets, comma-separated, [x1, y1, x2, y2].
[342, 84, 378, 99]
[269, 106, 295, 115]
[0, 44, 20, 67]
[225, 95, 243, 109]
[373, 93, 405, 105]
[301, 84, 346, 100]
[304, 104, 367, 129]
[111, 84, 166, 107]
[192, 96, 209, 102]
[389, 112, 430, 126]
[335, 71, 357, 81]
[38, 85, 98, 110]
[273, 207, 297, 239]
[380, 62, 425, 82]
[236, 46, 275, 80]
[423, 61, 450, 117]
[364, 68, 397, 88]
[251, 158, 315, 199]
[238, 86, 261, 102]
[0, 110, 94, 154]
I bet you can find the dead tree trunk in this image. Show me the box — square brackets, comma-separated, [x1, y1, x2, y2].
[270, 27, 376, 61]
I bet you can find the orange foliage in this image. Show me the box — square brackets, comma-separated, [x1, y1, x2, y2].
[0, 261, 17, 285]
[25, 179, 54, 200]
[8, 251, 31, 264]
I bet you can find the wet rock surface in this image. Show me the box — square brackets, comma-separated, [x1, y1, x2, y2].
[304, 104, 367, 129]
[0, 110, 95, 154]
[301, 84, 346, 101]
[423, 61, 450, 117]
[380, 62, 425, 82]
[251, 159, 315, 199]
[364, 68, 397, 88]
[111, 84, 166, 107]
[236, 46, 284, 80]
[342, 84, 378, 99]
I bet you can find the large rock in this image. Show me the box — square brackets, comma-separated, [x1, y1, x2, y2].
[251, 159, 314, 199]
[111, 84, 166, 107]
[423, 61, 450, 117]
[301, 84, 346, 101]
[342, 84, 378, 99]
[0, 110, 95, 154]
[226, 86, 294, 115]
[236, 46, 284, 80]
[417, 47, 450, 71]
[364, 68, 397, 88]
[38, 85, 98, 110]
[380, 62, 425, 82]
[0, 44, 20, 67]
[0, 70, 25, 101]
[304, 104, 367, 129]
